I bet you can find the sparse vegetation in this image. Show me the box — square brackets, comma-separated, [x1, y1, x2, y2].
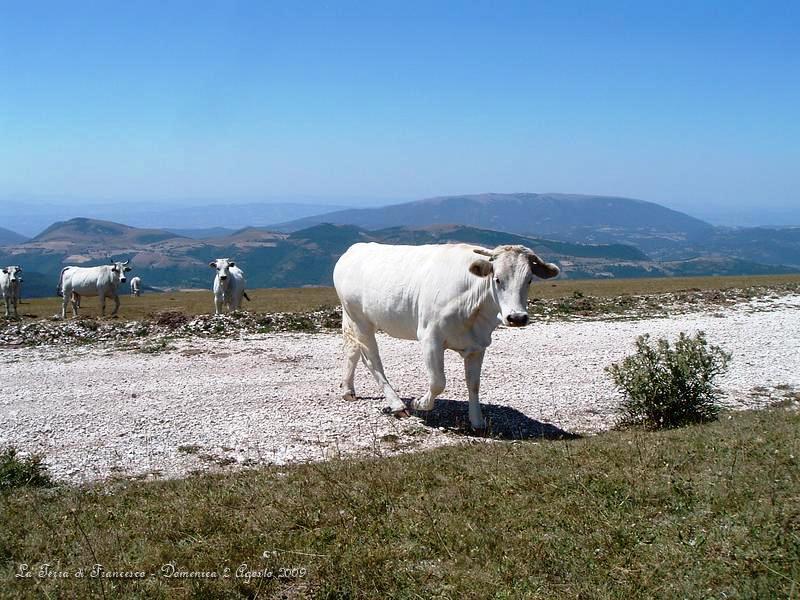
[0, 447, 52, 491]
[138, 339, 172, 354]
[9, 275, 800, 323]
[608, 332, 732, 429]
[150, 309, 189, 329]
[1, 407, 798, 597]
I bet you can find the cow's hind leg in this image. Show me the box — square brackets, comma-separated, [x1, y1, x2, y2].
[70, 292, 80, 317]
[347, 317, 406, 415]
[464, 350, 487, 430]
[413, 337, 445, 412]
[341, 313, 361, 401]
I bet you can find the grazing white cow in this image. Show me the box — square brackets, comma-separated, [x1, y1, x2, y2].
[58, 260, 131, 318]
[130, 276, 142, 297]
[333, 243, 560, 429]
[0, 265, 22, 317]
[209, 258, 250, 314]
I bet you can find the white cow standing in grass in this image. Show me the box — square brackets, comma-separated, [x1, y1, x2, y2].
[0, 265, 22, 317]
[130, 276, 142, 297]
[333, 243, 560, 429]
[58, 260, 131, 318]
[209, 258, 249, 314]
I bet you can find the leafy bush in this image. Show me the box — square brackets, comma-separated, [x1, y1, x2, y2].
[1, 447, 53, 491]
[607, 332, 731, 429]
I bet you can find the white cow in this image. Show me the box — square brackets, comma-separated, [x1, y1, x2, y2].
[209, 258, 249, 314]
[130, 276, 142, 297]
[58, 260, 131, 318]
[0, 265, 22, 317]
[333, 243, 560, 429]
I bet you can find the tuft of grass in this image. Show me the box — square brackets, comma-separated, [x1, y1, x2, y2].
[151, 309, 189, 329]
[138, 339, 172, 354]
[0, 447, 52, 491]
[608, 332, 731, 429]
[1, 407, 798, 598]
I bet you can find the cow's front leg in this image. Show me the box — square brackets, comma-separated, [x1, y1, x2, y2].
[111, 294, 120, 316]
[413, 338, 445, 411]
[464, 350, 487, 430]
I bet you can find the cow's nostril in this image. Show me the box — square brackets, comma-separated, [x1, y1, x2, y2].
[507, 313, 529, 326]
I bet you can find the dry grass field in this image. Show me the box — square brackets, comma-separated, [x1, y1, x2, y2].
[16, 274, 800, 320]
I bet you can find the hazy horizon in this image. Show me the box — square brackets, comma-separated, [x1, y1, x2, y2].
[3, 191, 799, 238]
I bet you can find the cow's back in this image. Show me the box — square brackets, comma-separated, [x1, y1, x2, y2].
[334, 243, 480, 340]
[64, 266, 111, 296]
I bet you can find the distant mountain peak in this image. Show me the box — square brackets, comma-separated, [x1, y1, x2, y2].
[31, 217, 183, 245]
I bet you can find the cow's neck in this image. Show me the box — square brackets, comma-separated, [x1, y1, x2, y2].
[462, 276, 501, 327]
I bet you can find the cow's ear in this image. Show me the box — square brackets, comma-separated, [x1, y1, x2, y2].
[529, 259, 560, 279]
[469, 259, 493, 278]
[1, 268, 6, 274]
[228, 261, 235, 267]
[124, 267, 132, 272]
[209, 262, 217, 269]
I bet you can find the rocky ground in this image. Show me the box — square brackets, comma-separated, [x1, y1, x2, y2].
[1, 291, 799, 485]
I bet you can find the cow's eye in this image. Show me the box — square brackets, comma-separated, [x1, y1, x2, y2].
[494, 277, 501, 286]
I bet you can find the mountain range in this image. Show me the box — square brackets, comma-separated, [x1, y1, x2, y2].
[1, 193, 798, 298]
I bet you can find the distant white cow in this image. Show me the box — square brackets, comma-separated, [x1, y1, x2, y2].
[0, 265, 22, 317]
[130, 276, 142, 297]
[333, 243, 559, 429]
[209, 258, 250, 314]
[58, 260, 131, 318]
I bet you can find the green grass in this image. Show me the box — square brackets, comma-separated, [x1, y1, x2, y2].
[14, 274, 800, 320]
[2, 406, 798, 598]
[0, 448, 52, 492]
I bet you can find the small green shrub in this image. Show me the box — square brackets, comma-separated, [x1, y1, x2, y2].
[608, 331, 731, 429]
[0, 447, 53, 491]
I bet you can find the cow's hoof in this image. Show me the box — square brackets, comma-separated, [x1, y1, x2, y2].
[381, 406, 410, 418]
[342, 392, 357, 402]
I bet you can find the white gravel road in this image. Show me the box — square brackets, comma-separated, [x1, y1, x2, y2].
[2, 294, 799, 484]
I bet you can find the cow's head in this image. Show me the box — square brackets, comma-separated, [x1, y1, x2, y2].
[209, 258, 235, 284]
[110, 260, 131, 283]
[470, 245, 559, 327]
[2, 265, 22, 284]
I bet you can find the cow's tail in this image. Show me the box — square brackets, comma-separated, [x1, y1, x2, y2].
[56, 267, 69, 297]
[341, 307, 368, 363]
[243, 291, 251, 302]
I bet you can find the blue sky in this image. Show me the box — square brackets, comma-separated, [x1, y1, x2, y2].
[1, 1, 798, 222]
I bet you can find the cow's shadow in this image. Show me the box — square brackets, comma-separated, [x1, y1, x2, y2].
[414, 397, 578, 441]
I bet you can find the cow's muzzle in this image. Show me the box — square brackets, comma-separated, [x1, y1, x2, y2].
[505, 313, 529, 327]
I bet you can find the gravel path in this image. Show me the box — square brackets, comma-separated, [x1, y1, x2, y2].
[2, 294, 799, 485]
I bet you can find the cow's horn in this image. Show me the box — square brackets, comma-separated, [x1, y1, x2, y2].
[473, 248, 494, 258]
[122, 260, 130, 266]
